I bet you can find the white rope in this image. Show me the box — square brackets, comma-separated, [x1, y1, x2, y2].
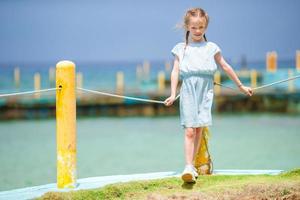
[213, 82, 239, 92]
[77, 87, 180, 104]
[78, 74, 300, 104]
[253, 74, 300, 91]
[0, 88, 59, 98]
[214, 74, 300, 92]
[0, 75, 299, 101]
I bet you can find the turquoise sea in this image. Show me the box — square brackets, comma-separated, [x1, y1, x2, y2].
[0, 114, 299, 191]
[0, 60, 300, 94]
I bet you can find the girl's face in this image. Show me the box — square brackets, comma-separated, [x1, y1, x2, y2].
[187, 16, 207, 42]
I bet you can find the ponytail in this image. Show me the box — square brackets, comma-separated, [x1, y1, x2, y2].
[203, 34, 207, 42]
[185, 31, 190, 49]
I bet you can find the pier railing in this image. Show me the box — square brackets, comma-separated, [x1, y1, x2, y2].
[1, 65, 300, 120]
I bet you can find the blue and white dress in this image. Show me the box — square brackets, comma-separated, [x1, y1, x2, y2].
[171, 41, 221, 128]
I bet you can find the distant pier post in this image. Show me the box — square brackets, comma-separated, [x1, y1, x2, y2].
[49, 67, 55, 87]
[136, 64, 143, 82]
[76, 72, 83, 99]
[14, 67, 20, 89]
[288, 69, 295, 93]
[34, 73, 41, 99]
[56, 61, 77, 189]
[250, 69, 257, 88]
[214, 71, 221, 95]
[296, 50, 300, 71]
[116, 71, 124, 94]
[266, 51, 277, 72]
[165, 61, 171, 72]
[143, 60, 150, 80]
[157, 71, 165, 94]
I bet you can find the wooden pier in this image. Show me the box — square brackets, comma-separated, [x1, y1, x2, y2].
[0, 88, 299, 120]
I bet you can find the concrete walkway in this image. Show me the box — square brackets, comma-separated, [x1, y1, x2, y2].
[0, 169, 283, 200]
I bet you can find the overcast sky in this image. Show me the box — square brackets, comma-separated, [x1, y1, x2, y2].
[0, 0, 299, 63]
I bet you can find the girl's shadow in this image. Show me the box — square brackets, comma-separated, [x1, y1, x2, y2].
[181, 181, 196, 189]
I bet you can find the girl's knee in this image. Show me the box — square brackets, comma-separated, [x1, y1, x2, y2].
[195, 127, 203, 135]
[185, 128, 195, 138]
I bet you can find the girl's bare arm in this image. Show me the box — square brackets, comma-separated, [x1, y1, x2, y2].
[164, 55, 180, 106]
[214, 52, 253, 96]
[170, 56, 180, 97]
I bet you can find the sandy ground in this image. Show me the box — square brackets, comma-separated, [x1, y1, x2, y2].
[147, 182, 300, 200]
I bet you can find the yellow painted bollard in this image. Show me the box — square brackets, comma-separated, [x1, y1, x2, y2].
[157, 71, 165, 94]
[296, 50, 300, 71]
[250, 69, 257, 88]
[214, 71, 221, 95]
[266, 51, 277, 72]
[56, 61, 77, 189]
[34, 73, 41, 99]
[14, 67, 20, 89]
[288, 69, 295, 93]
[116, 71, 124, 94]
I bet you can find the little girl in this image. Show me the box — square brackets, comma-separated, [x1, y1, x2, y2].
[164, 7, 253, 183]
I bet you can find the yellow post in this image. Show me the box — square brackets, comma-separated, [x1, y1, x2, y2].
[116, 71, 124, 94]
[266, 51, 277, 72]
[250, 69, 257, 88]
[34, 73, 41, 99]
[296, 50, 300, 71]
[288, 69, 295, 93]
[56, 60, 76, 189]
[14, 67, 20, 89]
[157, 71, 165, 94]
[214, 71, 221, 95]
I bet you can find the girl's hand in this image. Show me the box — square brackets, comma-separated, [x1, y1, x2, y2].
[239, 85, 253, 96]
[164, 95, 176, 106]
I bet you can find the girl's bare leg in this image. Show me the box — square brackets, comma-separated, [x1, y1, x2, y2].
[184, 127, 196, 165]
[193, 127, 203, 161]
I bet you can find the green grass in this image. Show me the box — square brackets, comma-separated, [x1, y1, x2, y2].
[38, 168, 300, 200]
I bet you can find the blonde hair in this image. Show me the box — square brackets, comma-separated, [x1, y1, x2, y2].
[182, 8, 210, 46]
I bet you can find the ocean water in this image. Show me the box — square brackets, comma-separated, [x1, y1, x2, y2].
[0, 61, 167, 93]
[0, 59, 299, 94]
[0, 114, 299, 191]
